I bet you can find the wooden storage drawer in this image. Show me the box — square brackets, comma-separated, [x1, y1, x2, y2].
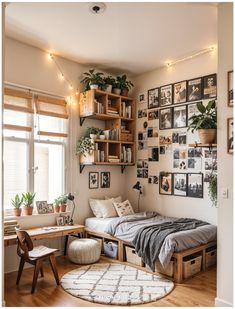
[125, 246, 144, 266]
[205, 249, 217, 268]
[146, 259, 174, 277]
[183, 255, 202, 279]
[120, 133, 133, 142]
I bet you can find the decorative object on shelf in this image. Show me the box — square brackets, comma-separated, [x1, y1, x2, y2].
[228, 71, 233, 107]
[148, 87, 159, 109]
[159, 172, 172, 195]
[80, 69, 104, 91]
[22, 192, 36, 215]
[11, 194, 23, 216]
[103, 75, 115, 93]
[173, 81, 187, 104]
[36, 201, 54, 214]
[173, 173, 187, 196]
[100, 172, 110, 188]
[54, 198, 60, 213]
[58, 194, 68, 212]
[89, 172, 99, 189]
[187, 173, 203, 198]
[227, 117, 233, 154]
[208, 173, 217, 207]
[132, 181, 143, 212]
[67, 193, 76, 225]
[85, 126, 100, 139]
[173, 105, 187, 128]
[159, 107, 173, 130]
[187, 100, 217, 144]
[203, 74, 217, 99]
[187, 77, 202, 102]
[114, 74, 134, 96]
[160, 84, 172, 106]
[76, 137, 94, 157]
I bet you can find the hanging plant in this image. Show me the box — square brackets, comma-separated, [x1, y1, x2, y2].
[208, 174, 217, 207]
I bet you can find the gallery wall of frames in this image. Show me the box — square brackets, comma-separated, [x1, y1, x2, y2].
[136, 73, 223, 199]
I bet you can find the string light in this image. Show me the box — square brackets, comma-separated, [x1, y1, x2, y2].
[165, 46, 216, 68]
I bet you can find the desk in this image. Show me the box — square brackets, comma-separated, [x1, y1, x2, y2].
[4, 224, 84, 253]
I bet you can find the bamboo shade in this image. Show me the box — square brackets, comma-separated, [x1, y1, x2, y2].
[35, 95, 68, 119]
[4, 88, 34, 114]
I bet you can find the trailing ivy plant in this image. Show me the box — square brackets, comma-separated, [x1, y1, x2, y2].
[208, 173, 217, 207]
[76, 137, 94, 157]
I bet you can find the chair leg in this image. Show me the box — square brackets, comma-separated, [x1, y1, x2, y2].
[40, 265, 44, 277]
[16, 257, 25, 285]
[49, 255, 60, 285]
[31, 259, 42, 294]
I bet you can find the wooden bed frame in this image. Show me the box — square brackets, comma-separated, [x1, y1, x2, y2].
[85, 227, 216, 283]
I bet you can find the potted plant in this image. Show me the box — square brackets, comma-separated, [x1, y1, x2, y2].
[76, 137, 94, 157]
[187, 100, 217, 144]
[11, 194, 23, 216]
[86, 127, 99, 139]
[114, 74, 134, 97]
[80, 69, 104, 91]
[208, 174, 217, 207]
[22, 192, 36, 215]
[54, 198, 60, 213]
[103, 75, 115, 93]
[97, 128, 105, 140]
[59, 194, 68, 212]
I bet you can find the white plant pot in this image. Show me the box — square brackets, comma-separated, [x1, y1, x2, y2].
[113, 88, 121, 95]
[99, 135, 105, 140]
[90, 84, 99, 90]
[105, 84, 112, 93]
[90, 134, 97, 139]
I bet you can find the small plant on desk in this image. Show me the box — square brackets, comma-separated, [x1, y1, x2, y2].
[54, 198, 60, 213]
[22, 192, 36, 215]
[11, 194, 23, 216]
[58, 194, 68, 212]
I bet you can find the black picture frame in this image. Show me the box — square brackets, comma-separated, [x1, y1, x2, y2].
[89, 172, 99, 189]
[159, 173, 173, 195]
[227, 117, 233, 154]
[159, 107, 173, 130]
[148, 88, 159, 109]
[173, 105, 187, 128]
[228, 71, 233, 107]
[160, 84, 173, 106]
[173, 80, 187, 104]
[187, 77, 202, 102]
[148, 109, 159, 120]
[100, 172, 110, 188]
[173, 173, 187, 197]
[203, 73, 217, 99]
[148, 147, 159, 161]
[187, 173, 203, 198]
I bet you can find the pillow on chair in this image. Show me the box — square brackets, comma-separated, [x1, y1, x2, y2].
[113, 200, 134, 217]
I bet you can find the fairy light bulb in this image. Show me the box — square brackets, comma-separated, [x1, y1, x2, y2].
[59, 73, 64, 80]
[48, 53, 53, 60]
[75, 90, 79, 95]
[69, 85, 73, 90]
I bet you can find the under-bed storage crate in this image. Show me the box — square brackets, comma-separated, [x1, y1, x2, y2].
[103, 240, 118, 259]
[205, 246, 217, 268]
[89, 236, 103, 253]
[183, 254, 202, 279]
[146, 259, 174, 277]
[125, 246, 144, 267]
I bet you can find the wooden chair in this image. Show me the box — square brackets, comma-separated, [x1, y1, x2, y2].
[15, 229, 60, 293]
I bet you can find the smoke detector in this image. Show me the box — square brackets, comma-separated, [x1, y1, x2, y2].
[89, 3, 106, 14]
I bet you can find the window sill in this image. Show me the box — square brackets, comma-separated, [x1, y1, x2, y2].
[4, 211, 71, 221]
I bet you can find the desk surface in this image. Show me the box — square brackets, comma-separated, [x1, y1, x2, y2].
[4, 224, 84, 246]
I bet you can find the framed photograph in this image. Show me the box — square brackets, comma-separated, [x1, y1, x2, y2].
[89, 172, 99, 189]
[173, 173, 187, 196]
[203, 74, 217, 99]
[148, 88, 159, 109]
[148, 109, 159, 120]
[148, 176, 159, 184]
[139, 93, 146, 103]
[60, 214, 70, 225]
[101, 172, 110, 188]
[173, 105, 187, 128]
[148, 147, 159, 161]
[227, 118, 233, 154]
[228, 71, 233, 107]
[173, 81, 187, 104]
[56, 216, 64, 226]
[187, 77, 202, 102]
[147, 127, 158, 138]
[159, 107, 173, 130]
[36, 201, 54, 214]
[160, 84, 173, 106]
[187, 102, 201, 126]
[187, 173, 203, 198]
[159, 173, 172, 195]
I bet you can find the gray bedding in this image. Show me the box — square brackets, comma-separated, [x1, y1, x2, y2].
[104, 211, 217, 268]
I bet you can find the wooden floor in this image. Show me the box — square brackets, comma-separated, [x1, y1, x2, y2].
[4, 256, 216, 307]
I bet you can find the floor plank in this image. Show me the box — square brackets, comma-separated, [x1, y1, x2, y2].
[4, 256, 216, 307]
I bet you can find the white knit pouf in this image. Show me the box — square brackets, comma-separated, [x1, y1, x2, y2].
[68, 238, 101, 264]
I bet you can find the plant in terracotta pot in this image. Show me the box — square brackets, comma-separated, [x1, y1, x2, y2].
[54, 198, 60, 213]
[187, 100, 217, 144]
[11, 194, 23, 216]
[103, 75, 115, 93]
[22, 192, 36, 215]
[115, 74, 134, 97]
[59, 194, 68, 212]
[76, 137, 94, 157]
[80, 69, 104, 91]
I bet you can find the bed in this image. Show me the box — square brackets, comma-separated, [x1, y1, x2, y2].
[85, 211, 217, 283]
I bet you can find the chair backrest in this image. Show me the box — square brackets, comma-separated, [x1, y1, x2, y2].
[15, 229, 34, 258]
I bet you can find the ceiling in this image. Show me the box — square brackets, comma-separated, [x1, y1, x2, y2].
[5, 2, 217, 76]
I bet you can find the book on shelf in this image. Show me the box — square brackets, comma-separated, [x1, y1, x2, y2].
[4, 219, 19, 236]
[103, 129, 120, 141]
[121, 146, 132, 163]
[108, 158, 120, 163]
[95, 99, 104, 114]
[121, 102, 132, 118]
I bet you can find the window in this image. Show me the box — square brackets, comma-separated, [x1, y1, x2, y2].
[3, 88, 68, 215]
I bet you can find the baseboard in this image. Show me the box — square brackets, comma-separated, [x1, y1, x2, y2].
[215, 297, 233, 307]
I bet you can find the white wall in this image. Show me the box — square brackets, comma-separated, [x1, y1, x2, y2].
[215, 3, 233, 307]
[125, 51, 218, 224]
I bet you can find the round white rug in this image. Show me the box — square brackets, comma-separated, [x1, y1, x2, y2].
[61, 263, 174, 305]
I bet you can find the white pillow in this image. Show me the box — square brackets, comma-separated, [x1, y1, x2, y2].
[105, 195, 122, 203]
[89, 198, 103, 218]
[95, 199, 118, 218]
[113, 200, 134, 217]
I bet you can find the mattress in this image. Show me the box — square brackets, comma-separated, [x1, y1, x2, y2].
[85, 217, 117, 233]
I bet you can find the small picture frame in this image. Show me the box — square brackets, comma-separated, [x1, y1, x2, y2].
[173, 105, 187, 128]
[203, 74, 217, 99]
[187, 77, 202, 102]
[227, 117, 233, 154]
[159, 107, 173, 130]
[187, 173, 203, 198]
[148, 109, 158, 121]
[159, 173, 172, 195]
[36, 201, 54, 214]
[56, 216, 64, 226]
[148, 147, 159, 162]
[100, 172, 110, 188]
[173, 173, 187, 197]
[89, 172, 99, 189]
[148, 88, 159, 109]
[139, 93, 146, 103]
[160, 84, 173, 106]
[173, 81, 187, 104]
[228, 71, 233, 107]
